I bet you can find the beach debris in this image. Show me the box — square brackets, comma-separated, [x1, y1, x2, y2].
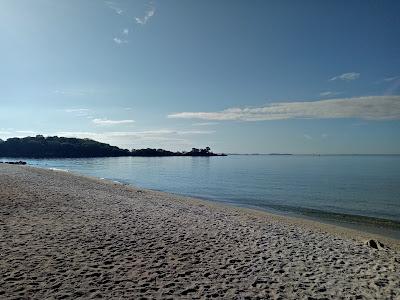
[366, 239, 384, 250]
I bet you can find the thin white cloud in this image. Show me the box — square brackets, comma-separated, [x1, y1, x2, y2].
[319, 91, 341, 97]
[96, 129, 214, 136]
[92, 118, 135, 126]
[330, 72, 360, 81]
[168, 96, 400, 121]
[113, 37, 128, 44]
[303, 134, 312, 140]
[54, 89, 87, 96]
[105, 1, 123, 15]
[375, 76, 400, 84]
[135, 4, 155, 25]
[383, 76, 399, 82]
[319, 91, 333, 97]
[15, 130, 37, 135]
[65, 108, 90, 113]
[58, 130, 213, 139]
[192, 122, 219, 126]
[64, 108, 91, 117]
[0, 130, 39, 138]
[56, 129, 214, 150]
[321, 133, 328, 139]
[177, 130, 215, 135]
[123, 28, 129, 35]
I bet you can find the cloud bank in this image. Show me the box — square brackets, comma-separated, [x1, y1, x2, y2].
[168, 96, 400, 121]
[58, 130, 214, 139]
[55, 129, 214, 150]
[0, 129, 215, 151]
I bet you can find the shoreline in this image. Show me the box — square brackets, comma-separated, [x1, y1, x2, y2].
[5, 156, 400, 242]
[159, 190, 400, 242]
[130, 185, 400, 252]
[1, 164, 400, 298]
[9, 164, 400, 248]
[25, 163, 400, 245]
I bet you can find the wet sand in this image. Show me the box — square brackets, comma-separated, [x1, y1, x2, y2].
[1, 164, 399, 299]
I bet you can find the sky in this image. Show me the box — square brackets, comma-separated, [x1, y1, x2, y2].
[1, 0, 400, 154]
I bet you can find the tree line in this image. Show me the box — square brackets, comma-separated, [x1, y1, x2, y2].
[0, 136, 225, 158]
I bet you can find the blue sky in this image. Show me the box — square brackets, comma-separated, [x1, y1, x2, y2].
[1, 0, 400, 154]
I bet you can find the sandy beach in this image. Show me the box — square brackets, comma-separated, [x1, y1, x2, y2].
[1, 164, 399, 299]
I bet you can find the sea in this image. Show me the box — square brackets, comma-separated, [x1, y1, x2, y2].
[2, 155, 400, 239]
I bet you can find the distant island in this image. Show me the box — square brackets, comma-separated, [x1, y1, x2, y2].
[0, 136, 226, 158]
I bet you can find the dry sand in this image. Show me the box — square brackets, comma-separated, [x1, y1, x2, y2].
[1, 164, 399, 299]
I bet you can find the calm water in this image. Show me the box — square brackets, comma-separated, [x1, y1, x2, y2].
[3, 155, 400, 239]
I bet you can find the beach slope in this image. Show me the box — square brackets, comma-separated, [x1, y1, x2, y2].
[1, 165, 399, 299]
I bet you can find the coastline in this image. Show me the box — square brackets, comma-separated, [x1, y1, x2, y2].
[1, 164, 400, 298]
[7, 155, 400, 241]
[20, 162, 400, 243]
[128, 181, 400, 251]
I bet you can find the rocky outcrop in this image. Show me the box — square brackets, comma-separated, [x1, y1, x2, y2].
[0, 161, 27, 165]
